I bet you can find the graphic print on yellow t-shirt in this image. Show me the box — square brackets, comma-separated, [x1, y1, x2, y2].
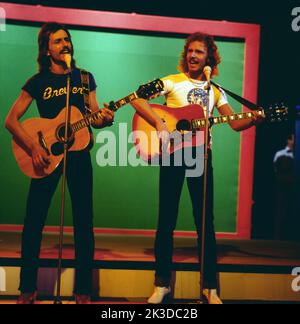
[161, 73, 227, 115]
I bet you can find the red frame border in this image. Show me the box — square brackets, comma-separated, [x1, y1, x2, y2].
[0, 2, 260, 239]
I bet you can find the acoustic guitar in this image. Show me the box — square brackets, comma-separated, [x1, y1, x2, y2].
[12, 79, 164, 178]
[132, 103, 288, 162]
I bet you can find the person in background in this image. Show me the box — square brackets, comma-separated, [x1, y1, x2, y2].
[273, 134, 295, 240]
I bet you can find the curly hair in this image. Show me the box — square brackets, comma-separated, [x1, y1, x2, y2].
[178, 32, 221, 78]
[37, 22, 76, 73]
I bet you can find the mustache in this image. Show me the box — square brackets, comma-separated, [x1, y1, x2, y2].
[60, 47, 72, 54]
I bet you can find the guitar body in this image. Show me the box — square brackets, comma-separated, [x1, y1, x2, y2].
[132, 104, 205, 162]
[12, 106, 90, 179]
[132, 102, 288, 162]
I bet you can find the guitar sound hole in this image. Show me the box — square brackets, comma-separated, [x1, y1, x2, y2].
[176, 119, 191, 131]
[56, 124, 73, 143]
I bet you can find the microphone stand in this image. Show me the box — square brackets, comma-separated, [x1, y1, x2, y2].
[198, 79, 211, 304]
[54, 66, 71, 305]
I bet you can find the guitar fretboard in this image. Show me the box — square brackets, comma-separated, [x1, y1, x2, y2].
[71, 92, 138, 132]
[113, 93, 138, 109]
[191, 110, 264, 129]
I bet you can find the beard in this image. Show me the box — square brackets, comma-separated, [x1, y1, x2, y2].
[50, 54, 73, 69]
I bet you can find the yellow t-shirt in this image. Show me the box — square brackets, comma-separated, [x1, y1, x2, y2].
[161, 73, 228, 115]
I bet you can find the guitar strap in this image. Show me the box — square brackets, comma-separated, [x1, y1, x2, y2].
[80, 69, 94, 149]
[80, 69, 91, 116]
[211, 80, 261, 111]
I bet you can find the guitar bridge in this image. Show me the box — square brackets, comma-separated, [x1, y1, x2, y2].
[38, 131, 50, 156]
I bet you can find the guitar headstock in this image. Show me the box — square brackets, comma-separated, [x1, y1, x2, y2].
[136, 79, 164, 100]
[264, 103, 289, 123]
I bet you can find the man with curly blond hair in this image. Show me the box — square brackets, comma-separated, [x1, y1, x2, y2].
[131, 32, 263, 304]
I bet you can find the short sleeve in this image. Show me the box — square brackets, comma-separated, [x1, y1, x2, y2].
[216, 87, 228, 108]
[160, 76, 174, 96]
[22, 74, 39, 99]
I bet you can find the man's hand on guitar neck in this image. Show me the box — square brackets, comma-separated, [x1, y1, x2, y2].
[91, 105, 114, 129]
[251, 110, 265, 126]
[101, 105, 115, 126]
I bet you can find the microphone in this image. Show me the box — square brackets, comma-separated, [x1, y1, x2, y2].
[62, 53, 72, 69]
[203, 66, 212, 84]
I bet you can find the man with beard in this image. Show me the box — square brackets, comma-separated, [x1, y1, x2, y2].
[131, 32, 264, 304]
[5, 22, 114, 304]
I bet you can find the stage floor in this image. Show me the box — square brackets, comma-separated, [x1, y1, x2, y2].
[1, 231, 300, 273]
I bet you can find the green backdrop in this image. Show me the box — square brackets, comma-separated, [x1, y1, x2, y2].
[0, 24, 245, 233]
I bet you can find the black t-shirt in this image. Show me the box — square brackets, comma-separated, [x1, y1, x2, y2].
[22, 68, 97, 119]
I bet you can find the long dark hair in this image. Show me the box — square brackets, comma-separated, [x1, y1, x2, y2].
[178, 32, 221, 78]
[37, 22, 76, 73]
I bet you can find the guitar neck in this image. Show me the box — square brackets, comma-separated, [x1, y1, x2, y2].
[113, 92, 138, 109]
[192, 109, 264, 129]
[71, 92, 138, 133]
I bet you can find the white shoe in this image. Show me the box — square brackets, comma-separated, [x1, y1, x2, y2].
[203, 289, 223, 304]
[147, 286, 171, 304]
